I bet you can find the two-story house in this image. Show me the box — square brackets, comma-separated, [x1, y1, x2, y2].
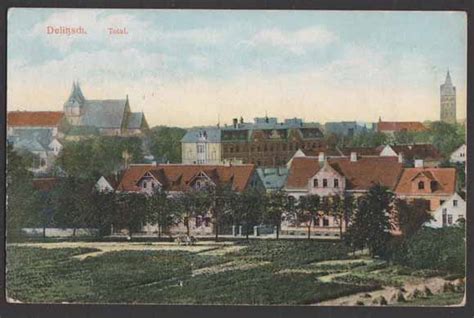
[283, 153, 404, 235]
[102, 163, 261, 236]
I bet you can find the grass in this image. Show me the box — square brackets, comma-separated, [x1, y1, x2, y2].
[5, 241, 462, 305]
[7, 240, 375, 304]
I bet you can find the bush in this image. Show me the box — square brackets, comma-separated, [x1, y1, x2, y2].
[387, 225, 465, 276]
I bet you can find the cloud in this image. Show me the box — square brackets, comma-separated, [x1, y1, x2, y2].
[248, 26, 337, 54]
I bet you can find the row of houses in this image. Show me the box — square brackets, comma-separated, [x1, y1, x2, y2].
[87, 149, 464, 236]
[180, 116, 463, 167]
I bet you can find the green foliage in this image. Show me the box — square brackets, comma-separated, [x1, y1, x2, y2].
[6, 145, 42, 238]
[146, 188, 180, 237]
[148, 126, 186, 163]
[234, 188, 266, 238]
[427, 121, 465, 157]
[7, 241, 373, 304]
[262, 191, 289, 239]
[394, 199, 432, 238]
[345, 184, 394, 256]
[57, 136, 145, 179]
[50, 177, 97, 235]
[393, 225, 465, 276]
[295, 194, 320, 239]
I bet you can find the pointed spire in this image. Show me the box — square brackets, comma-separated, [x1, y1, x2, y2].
[445, 70, 452, 85]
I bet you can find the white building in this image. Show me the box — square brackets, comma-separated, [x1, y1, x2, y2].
[181, 128, 222, 164]
[450, 144, 466, 164]
[426, 193, 466, 228]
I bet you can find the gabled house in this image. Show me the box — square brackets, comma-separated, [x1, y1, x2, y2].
[379, 144, 443, 167]
[106, 163, 262, 236]
[283, 154, 404, 235]
[394, 167, 457, 212]
[450, 144, 466, 164]
[426, 193, 465, 228]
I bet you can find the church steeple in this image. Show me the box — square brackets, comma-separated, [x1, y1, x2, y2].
[64, 80, 86, 124]
[440, 70, 456, 124]
[445, 70, 452, 86]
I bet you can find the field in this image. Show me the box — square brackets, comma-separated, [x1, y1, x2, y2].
[6, 240, 464, 305]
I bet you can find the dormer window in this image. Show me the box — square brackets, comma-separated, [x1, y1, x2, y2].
[143, 182, 147, 189]
[323, 179, 328, 188]
[313, 179, 318, 187]
[334, 179, 339, 188]
[418, 181, 424, 190]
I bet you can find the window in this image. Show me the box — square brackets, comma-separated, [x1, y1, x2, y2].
[313, 179, 318, 187]
[196, 181, 201, 188]
[236, 146, 240, 152]
[40, 159, 46, 167]
[448, 215, 453, 225]
[323, 218, 329, 227]
[334, 179, 339, 188]
[143, 182, 147, 189]
[151, 182, 155, 188]
[440, 200, 445, 205]
[323, 179, 328, 188]
[453, 200, 458, 207]
[197, 144, 204, 153]
[418, 181, 424, 190]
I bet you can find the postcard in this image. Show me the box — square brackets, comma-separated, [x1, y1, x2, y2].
[5, 8, 467, 306]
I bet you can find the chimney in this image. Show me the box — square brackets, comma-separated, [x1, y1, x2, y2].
[240, 116, 244, 124]
[350, 152, 357, 162]
[318, 152, 325, 162]
[414, 159, 424, 168]
[398, 152, 403, 163]
[232, 118, 238, 128]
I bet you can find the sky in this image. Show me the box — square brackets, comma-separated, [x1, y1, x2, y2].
[7, 9, 467, 127]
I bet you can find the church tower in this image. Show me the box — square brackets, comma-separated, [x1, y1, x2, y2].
[64, 81, 86, 126]
[440, 71, 456, 124]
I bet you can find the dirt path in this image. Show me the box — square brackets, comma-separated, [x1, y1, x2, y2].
[315, 276, 449, 306]
[9, 242, 243, 260]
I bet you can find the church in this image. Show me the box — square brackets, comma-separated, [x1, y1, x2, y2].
[63, 81, 149, 136]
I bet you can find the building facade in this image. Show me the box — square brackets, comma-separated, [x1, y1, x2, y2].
[450, 144, 466, 164]
[324, 121, 375, 136]
[103, 163, 262, 236]
[440, 71, 456, 124]
[181, 128, 222, 164]
[221, 117, 324, 167]
[426, 193, 465, 228]
[376, 117, 427, 135]
[63, 81, 149, 136]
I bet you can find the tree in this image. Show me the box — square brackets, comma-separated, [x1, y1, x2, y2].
[147, 188, 179, 238]
[113, 192, 147, 238]
[57, 136, 146, 179]
[394, 199, 432, 238]
[263, 191, 289, 240]
[89, 190, 117, 237]
[51, 177, 95, 237]
[208, 184, 237, 242]
[6, 145, 39, 238]
[295, 194, 320, 239]
[148, 126, 187, 163]
[428, 121, 465, 158]
[235, 188, 265, 239]
[345, 184, 394, 256]
[329, 194, 345, 238]
[177, 190, 211, 236]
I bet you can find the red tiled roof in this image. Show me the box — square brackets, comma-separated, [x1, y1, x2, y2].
[117, 164, 256, 192]
[286, 156, 403, 191]
[377, 121, 426, 133]
[7, 111, 64, 127]
[32, 178, 59, 192]
[338, 146, 381, 156]
[395, 168, 456, 195]
[390, 144, 443, 161]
